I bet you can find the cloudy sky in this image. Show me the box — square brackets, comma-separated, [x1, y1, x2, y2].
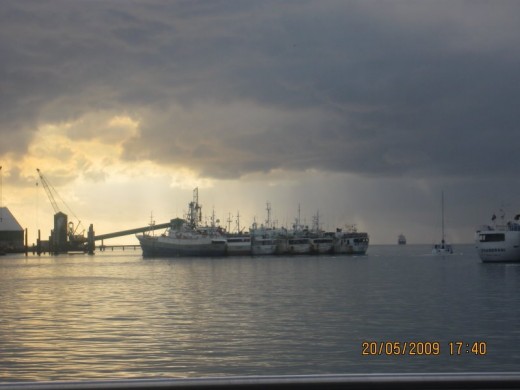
[1, 0, 519, 245]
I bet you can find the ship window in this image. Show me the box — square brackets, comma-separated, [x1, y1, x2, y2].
[479, 233, 505, 242]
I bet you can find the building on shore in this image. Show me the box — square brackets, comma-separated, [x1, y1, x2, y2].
[0, 207, 25, 253]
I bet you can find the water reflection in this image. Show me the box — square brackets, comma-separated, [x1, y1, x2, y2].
[1, 246, 519, 381]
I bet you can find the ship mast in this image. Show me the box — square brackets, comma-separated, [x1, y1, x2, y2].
[265, 202, 272, 229]
[188, 187, 202, 228]
[441, 191, 445, 248]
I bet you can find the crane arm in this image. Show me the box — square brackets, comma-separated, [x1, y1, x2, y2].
[36, 168, 60, 214]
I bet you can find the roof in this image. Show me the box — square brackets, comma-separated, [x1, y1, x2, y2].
[0, 207, 24, 231]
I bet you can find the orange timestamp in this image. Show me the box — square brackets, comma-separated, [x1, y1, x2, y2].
[361, 341, 487, 356]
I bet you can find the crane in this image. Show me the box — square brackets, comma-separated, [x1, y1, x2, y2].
[36, 168, 60, 214]
[36, 168, 86, 252]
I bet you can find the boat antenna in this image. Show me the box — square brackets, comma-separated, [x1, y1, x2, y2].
[227, 212, 232, 232]
[236, 211, 241, 233]
[441, 191, 445, 247]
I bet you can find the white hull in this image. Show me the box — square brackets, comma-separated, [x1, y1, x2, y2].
[137, 234, 227, 257]
[310, 238, 334, 254]
[279, 238, 311, 255]
[432, 246, 453, 255]
[476, 228, 520, 262]
[251, 239, 278, 256]
[226, 236, 252, 256]
[333, 233, 369, 255]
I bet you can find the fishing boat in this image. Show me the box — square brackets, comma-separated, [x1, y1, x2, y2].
[251, 234, 278, 256]
[309, 237, 334, 254]
[280, 237, 311, 255]
[475, 211, 520, 262]
[307, 211, 333, 254]
[226, 234, 252, 255]
[432, 191, 453, 255]
[136, 189, 227, 257]
[333, 225, 369, 255]
[398, 234, 406, 245]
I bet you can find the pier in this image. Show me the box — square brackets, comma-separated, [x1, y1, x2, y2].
[86, 221, 172, 254]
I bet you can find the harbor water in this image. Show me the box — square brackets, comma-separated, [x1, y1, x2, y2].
[1, 244, 519, 382]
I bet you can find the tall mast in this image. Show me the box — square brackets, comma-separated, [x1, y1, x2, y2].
[266, 202, 271, 228]
[441, 191, 445, 246]
[236, 211, 241, 233]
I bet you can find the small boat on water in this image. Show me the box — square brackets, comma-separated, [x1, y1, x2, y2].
[432, 191, 453, 255]
[475, 212, 520, 263]
[398, 234, 406, 245]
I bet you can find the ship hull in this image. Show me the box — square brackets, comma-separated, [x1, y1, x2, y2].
[251, 239, 277, 256]
[277, 238, 311, 255]
[334, 233, 369, 255]
[309, 238, 334, 254]
[226, 236, 252, 256]
[137, 235, 227, 258]
[476, 229, 520, 262]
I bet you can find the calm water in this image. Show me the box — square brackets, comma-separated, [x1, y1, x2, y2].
[1, 244, 519, 382]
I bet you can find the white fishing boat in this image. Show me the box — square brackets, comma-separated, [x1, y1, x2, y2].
[333, 225, 369, 255]
[432, 191, 453, 255]
[226, 234, 252, 256]
[136, 189, 227, 257]
[309, 237, 334, 254]
[251, 235, 278, 255]
[307, 211, 334, 254]
[475, 212, 520, 263]
[282, 237, 311, 255]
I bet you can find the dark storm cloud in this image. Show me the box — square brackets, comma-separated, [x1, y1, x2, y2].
[2, 0, 520, 179]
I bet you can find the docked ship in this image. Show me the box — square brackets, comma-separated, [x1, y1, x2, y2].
[250, 227, 279, 255]
[307, 211, 334, 254]
[224, 212, 252, 255]
[475, 212, 520, 263]
[398, 234, 406, 245]
[137, 192, 370, 257]
[332, 225, 369, 255]
[226, 234, 252, 255]
[136, 189, 227, 257]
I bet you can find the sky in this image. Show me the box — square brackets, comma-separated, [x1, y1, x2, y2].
[1, 0, 520, 245]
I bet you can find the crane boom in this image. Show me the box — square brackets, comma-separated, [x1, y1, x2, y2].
[36, 168, 60, 213]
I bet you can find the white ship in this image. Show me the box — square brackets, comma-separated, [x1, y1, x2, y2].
[226, 234, 252, 256]
[309, 237, 334, 254]
[307, 211, 333, 254]
[333, 225, 369, 255]
[251, 232, 278, 256]
[225, 212, 251, 255]
[279, 237, 311, 254]
[475, 212, 520, 263]
[136, 189, 227, 257]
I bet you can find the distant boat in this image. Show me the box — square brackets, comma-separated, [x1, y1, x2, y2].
[398, 234, 406, 245]
[475, 211, 520, 263]
[432, 191, 453, 255]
